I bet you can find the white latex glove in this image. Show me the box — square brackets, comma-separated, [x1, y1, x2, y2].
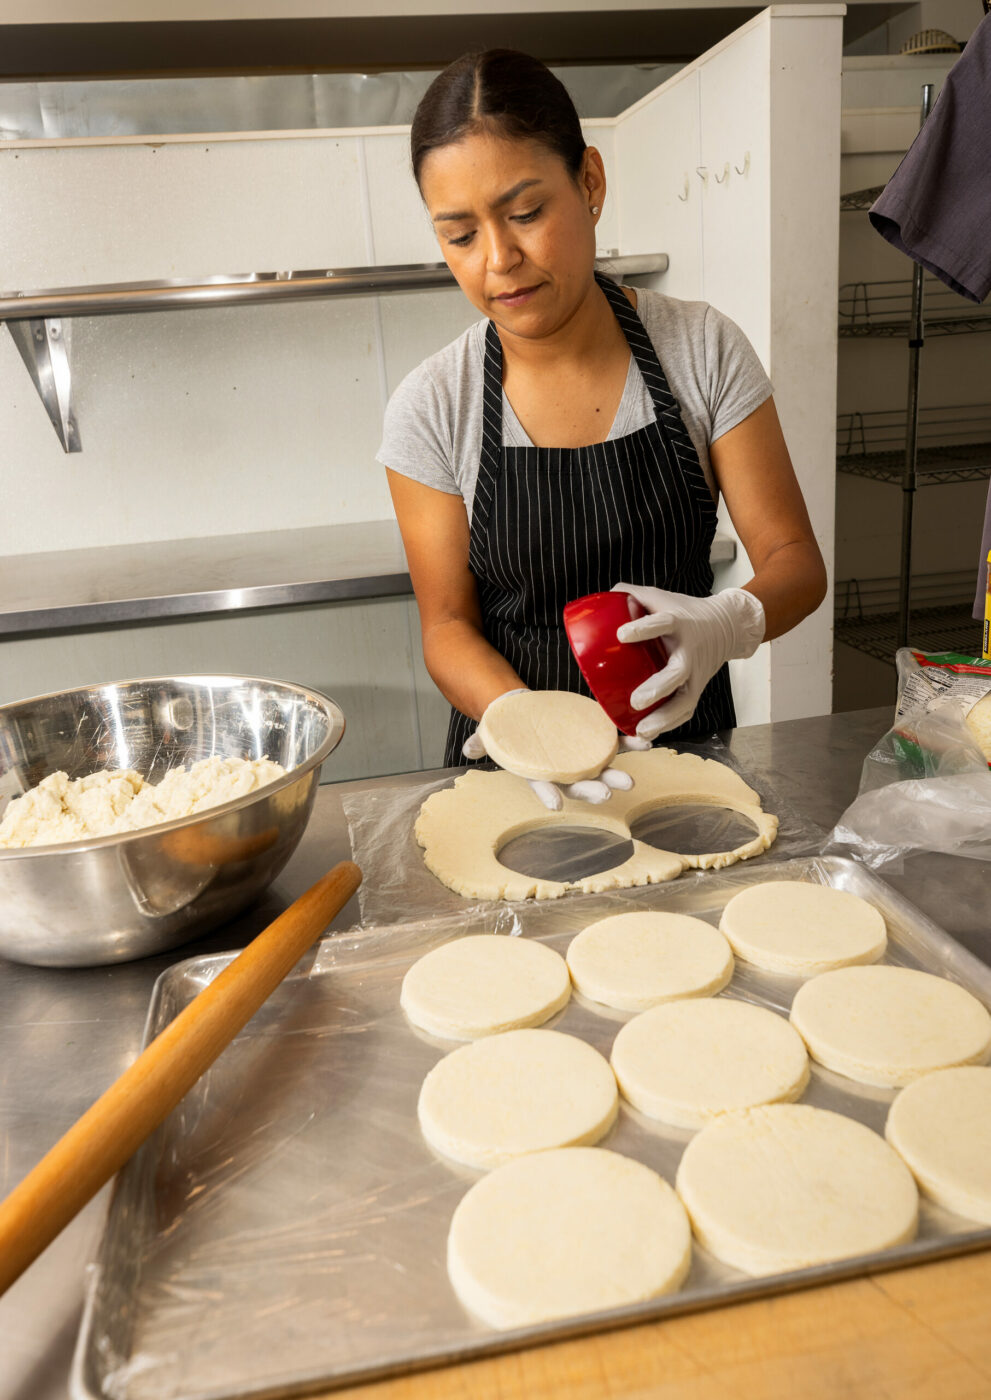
[614, 583, 765, 739]
[461, 691, 650, 812]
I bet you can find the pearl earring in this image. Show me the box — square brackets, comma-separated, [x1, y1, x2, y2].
[591, 205, 600, 215]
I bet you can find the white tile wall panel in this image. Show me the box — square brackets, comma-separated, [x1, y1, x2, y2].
[362, 130, 436, 267]
[0, 137, 367, 289]
[1, 295, 392, 554]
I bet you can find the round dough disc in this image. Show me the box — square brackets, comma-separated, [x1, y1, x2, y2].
[567, 911, 733, 1011]
[611, 998, 809, 1128]
[790, 965, 991, 1087]
[718, 880, 887, 976]
[477, 690, 618, 784]
[448, 1146, 691, 1329]
[418, 1028, 618, 1169]
[401, 934, 570, 1039]
[885, 1066, 991, 1223]
[676, 1103, 918, 1276]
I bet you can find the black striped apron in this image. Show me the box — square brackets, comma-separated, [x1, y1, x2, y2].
[443, 271, 734, 765]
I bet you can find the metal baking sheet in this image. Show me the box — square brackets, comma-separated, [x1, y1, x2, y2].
[72, 856, 991, 1400]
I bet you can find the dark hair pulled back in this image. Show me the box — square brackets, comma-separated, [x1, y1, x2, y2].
[410, 49, 586, 189]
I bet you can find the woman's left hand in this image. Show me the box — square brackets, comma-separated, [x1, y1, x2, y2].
[462, 703, 649, 811]
[614, 582, 765, 739]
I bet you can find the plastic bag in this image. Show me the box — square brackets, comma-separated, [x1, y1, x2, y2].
[828, 648, 991, 869]
[343, 737, 825, 927]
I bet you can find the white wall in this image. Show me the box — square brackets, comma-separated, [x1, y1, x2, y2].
[613, 5, 843, 725]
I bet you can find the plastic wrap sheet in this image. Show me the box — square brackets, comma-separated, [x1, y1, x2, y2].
[343, 739, 825, 928]
[73, 856, 991, 1400]
[828, 649, 991, 871]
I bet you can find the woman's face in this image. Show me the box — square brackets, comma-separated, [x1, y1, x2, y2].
[419, 129, 605, 341]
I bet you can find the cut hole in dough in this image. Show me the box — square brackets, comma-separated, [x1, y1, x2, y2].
[612, 998, 809, 1128]
[400, 934, 571, 1040]
[676, 1103, 918, 1276]
[719, 880, 887, 976]
[477, 690, 618, 784]
[448, 1146, 692, 1329]
[416, 749, 779, 901]
[498, 826, 635, 882]
[630, 804, 758, 857]
[417, 1028, 618, 1170]
[566, 912, 733, 1012]
[885, 1066, 991, 1224]
[790, 964, 991, 1087]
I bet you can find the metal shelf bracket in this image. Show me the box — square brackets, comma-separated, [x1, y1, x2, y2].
[5, 317, 81, 454]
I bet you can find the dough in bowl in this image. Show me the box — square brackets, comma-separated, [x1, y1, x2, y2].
[718, 880, 887, 976]
[417, 1028, 618, 1170]
[676, 1103, 918, 1276]
[885, 1066, 991, 1224]
[566, 911, 733, 1011]
[790, 964, 991, 1087]
[448, 1146, 691, 1329]
[477, 690, 618, 784]
[400, 934, 571, 1039]
[611, 997, 809, 1128]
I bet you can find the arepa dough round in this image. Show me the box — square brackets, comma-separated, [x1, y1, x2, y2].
[611, 998, 809, 1128]
[477, 689, 618, 783]
[566, 912, 733, 1012]
[417, 1028, 618, 1169]
[790, 965, 991, 1087]
[675, 1103, 918, 1276]
[448, 1146, 691, 1329]
[718, 880, 887, 976]
[885, 1066, 991, 1223]
[400, 934, 570, 1039]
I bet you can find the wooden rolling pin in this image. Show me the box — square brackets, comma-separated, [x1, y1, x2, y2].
[0, 859, 362, 1297]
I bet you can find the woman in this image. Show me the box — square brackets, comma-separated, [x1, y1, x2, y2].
[379, 49, 826, 803]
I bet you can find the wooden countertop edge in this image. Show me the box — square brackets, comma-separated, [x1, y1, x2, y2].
[325, 1246, 991, 1400]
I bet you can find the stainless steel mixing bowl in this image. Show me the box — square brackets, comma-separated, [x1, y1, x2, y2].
[0, 675, 345, 967]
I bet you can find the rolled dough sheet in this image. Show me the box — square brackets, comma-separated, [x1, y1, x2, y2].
[611, 998, 809, 1128]
[885, 1066, 991, 1224]
[675, 1103, 918, 1276]
[718, 880, 887, 976]
[415, 748, 779, 901]
[790, 964, 991, 1087]
[566, 912, 733, 1012]
[448, 1146, 692, 1329]
[478, 690, 618, 783]
[400, 934, 571, 1039]
[417, 1027, 618, 1169]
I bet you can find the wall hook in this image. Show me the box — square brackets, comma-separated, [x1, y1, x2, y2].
[677, 175, 689, 202]
[734, 151, 751, 177]
[695, 166, 708, 186]
[713, 162, 730, 184]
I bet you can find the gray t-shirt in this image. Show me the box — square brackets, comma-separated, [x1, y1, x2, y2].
[377, 286, 773, 519]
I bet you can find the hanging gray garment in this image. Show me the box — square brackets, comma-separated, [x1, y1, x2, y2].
[869, 14, 991, 305]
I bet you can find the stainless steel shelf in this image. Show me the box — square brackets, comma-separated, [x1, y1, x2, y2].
[837, 442, 991, 484]
[836, 405, 991, 483]
[0, 254, 669, 453]
[835, 602, 980, 664]
[0, 521, 736, 637]
[839, 185, 885, 212]
[0, 255, 669, 323]
[838, 277, 991, 339]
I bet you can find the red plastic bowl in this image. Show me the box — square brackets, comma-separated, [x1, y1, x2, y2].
[563, 590, 670, 736]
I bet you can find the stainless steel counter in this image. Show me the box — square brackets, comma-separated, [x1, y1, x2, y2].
[0, 526, 736, 638]
[2, 704, 988, 1400]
